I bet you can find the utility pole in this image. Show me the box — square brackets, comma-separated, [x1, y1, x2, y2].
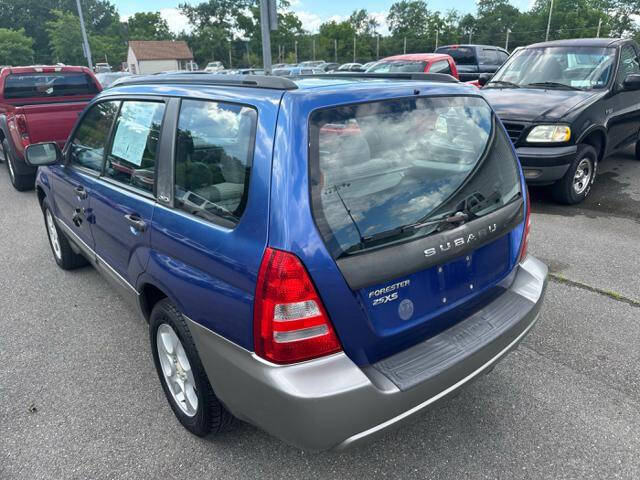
[403, 36, 407, 54]
[376, 35, 380, 60]
[229, 44, 232, 68]
[334, 39, 337, 63]
[259, 0, 275, 73]
[505, 28, 511, 51]
[75, 0, 93, 70]
[246, 41, 250, 66]
[294, 40, 298, 63]
[545, 0, 554, 42]
[313, 38, 316, 61]
[353, 36, 356, 62]
[596, 18, 602, 37]
[468, 30, 472, 44]
[435, 30, 439, 50]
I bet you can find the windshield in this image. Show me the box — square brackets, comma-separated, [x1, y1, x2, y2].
[489, 46, 615, 90]
[309, 96, 521, 257]
[367, 60, 427, 73]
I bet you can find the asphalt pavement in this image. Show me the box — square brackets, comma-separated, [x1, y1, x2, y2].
[1, 152, 639, 480]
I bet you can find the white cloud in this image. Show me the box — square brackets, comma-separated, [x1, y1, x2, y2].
[370, 11, 390, 36]
[294, 9, 389, 36]
[160, 8, 192, 34]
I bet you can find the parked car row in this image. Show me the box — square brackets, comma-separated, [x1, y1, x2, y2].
[2, 36, 640, 452]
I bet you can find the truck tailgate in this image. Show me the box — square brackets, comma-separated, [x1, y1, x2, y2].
[20, 101, 88, 146]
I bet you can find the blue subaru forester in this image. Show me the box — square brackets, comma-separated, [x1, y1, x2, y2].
[27, 73, 547, 450]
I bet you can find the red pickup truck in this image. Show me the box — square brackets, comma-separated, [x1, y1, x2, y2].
[0, 66, 101, 190]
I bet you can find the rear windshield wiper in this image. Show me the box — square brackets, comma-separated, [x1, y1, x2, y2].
[486, 80, 521, 88]
[525, 82, 581, 91]
[355, 211, 469, 247]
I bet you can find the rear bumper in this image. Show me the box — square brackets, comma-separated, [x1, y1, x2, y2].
[516, 145, 576, 184]
[187, 256, 548, 451]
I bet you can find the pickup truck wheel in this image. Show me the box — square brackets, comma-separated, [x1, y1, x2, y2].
[3, 140, 35, 191]
[150, 299, 233, 437]
[552, 144, 597, 205]
[42, 198, 88, 270]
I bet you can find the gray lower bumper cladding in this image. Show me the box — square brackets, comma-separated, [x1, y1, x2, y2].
[186, 256, 548, 451]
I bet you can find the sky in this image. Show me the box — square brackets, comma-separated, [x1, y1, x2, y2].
[113, 0, 534, 35]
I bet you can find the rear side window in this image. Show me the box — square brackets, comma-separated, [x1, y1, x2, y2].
[4, 72, 99, 99]
[436, 47, 477, 65]
[479, 49, 499, 65]
[104, 101, 166, 194]
[309, 96, 521, 257]
[174, 99, 257, 227]
[429, 60, 452, 75]
[70, 101, 119, 172]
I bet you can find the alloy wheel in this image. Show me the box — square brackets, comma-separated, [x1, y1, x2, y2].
[573, 157, 593, 195]
[156, 324, 199, 417]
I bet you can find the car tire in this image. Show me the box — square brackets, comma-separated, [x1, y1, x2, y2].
[150, 298, 234, 437]
[635, 140, 640, 160]
[42, 197, 88, 270]
[3, 140, 35, 191]
[552, 144, 597, 205]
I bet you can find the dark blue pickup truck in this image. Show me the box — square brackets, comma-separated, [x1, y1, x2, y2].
[26, 73, 547, 450]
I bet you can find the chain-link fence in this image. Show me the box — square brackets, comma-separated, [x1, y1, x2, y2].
[257, 24, 623, 67]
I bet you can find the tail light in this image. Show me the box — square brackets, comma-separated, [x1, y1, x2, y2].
[519, 188, 531, 261]
[254, 247, 342, 364]
[15, 114, 30, 148]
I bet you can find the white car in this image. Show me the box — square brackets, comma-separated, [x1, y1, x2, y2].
[204, 61, 224, 73]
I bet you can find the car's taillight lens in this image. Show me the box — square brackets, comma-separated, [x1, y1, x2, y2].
[519, 189, 531, 261]
[254, 247, 342, 364]
[15, 114, 30, 147]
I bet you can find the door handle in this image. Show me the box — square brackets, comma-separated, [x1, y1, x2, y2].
[74, 186, 88, 200]
[124, 213, 147, 232]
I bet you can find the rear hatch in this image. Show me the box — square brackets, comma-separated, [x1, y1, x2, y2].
[308, 94, 525, 364]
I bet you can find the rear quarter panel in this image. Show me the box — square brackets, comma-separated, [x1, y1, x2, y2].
[141, 86, 283, 349]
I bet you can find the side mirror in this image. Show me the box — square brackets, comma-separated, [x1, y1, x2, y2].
[478, 73, 493, 87]
[623, 73, 640, 91]
[24, 142, 61, 167]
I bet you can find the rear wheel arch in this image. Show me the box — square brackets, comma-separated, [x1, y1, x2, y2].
[138, 282, 170, 322]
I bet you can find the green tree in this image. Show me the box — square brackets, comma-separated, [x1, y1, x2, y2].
[47, 9, 125, 66]
[387, 1, 430, 37]
[0, 28, 34, 65]
[126, 12, 173, 40]
[0, 0, 122, 63]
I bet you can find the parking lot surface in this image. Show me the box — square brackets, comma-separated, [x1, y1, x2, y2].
[1, 152, 640, 480]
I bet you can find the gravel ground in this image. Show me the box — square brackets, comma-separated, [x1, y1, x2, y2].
[1, 152, 639, 479]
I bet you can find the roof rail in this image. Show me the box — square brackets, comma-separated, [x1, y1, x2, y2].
[112, 73, 299, 90]
[302, 72, 460, 83]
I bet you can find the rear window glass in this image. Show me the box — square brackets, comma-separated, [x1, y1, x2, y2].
[436, 47, 477, 65]
[368, 61, 427, 73]
[309, 96, 521, 257]
[4, 72, 98, 99]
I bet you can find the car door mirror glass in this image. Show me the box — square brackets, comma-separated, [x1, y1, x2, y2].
[24, 142, 60, 166]
[622, 73, 640, 90]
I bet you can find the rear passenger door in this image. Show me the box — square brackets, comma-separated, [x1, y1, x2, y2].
[147, 94, 276, 347]
[89, 99, 166, 292]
